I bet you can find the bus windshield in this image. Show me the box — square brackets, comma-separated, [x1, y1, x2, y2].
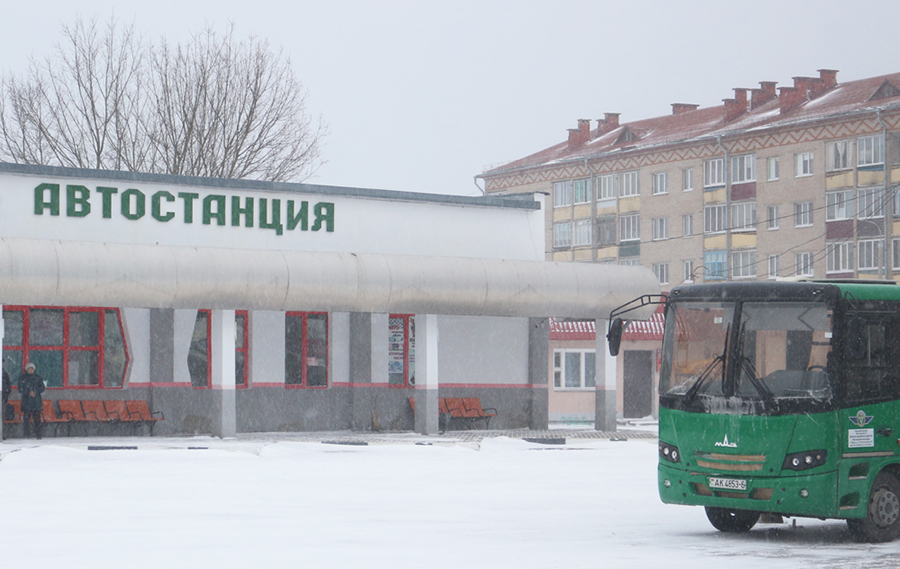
[660, 300, 833, 414]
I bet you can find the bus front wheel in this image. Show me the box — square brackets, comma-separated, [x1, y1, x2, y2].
[848, 470, 900, 543]
[704, 507, 760, 532]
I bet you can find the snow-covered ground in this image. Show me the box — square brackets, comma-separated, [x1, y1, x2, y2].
[1, 433, 898, 569]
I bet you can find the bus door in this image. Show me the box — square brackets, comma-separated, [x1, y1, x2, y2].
[840, 313, 900, 457]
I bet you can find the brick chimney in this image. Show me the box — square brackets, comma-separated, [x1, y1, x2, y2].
[723, 88, 749, 122]
[751, 81, 777, 110]
[567, 119, 591, 148]
[818, 69, 838, 89]
[671, 103, 699, 115]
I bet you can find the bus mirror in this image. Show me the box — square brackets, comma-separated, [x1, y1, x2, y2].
[608, 318, 625, 356]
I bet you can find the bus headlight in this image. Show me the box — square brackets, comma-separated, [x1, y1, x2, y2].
[782, 450, 827, 471]
[659, 441, 681, 463]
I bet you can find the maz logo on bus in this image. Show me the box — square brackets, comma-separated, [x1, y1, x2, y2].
[714, 434, 737, 448]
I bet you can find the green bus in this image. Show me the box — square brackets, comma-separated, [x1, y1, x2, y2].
[610, 280, 900, 542]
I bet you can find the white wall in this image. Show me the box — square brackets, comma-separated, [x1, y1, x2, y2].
[249, 311, 286, 385]
[13, 172, 543, 262]
[120, 308, 150, 385]
[437, 315, 529, 385]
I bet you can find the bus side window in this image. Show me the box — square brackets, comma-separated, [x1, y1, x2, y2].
[844, 317, 900, 404]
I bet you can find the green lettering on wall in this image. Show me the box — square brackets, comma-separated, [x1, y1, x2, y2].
[203, 194, 227, 226]
[151, 191, 175, 222]
[286, 200, 308, 231]
[178, 192, 199, 224]
[34, 183, 60, 216]
[312, 202, 335, 232]
[120, 189, 146, 220]
[97, 187, 118, 218]
[258, 199, 283, 235]
[65, 185, 91, 217]
[231, 196, 254, 227]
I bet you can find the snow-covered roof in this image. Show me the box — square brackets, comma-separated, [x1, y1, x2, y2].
[480, 71, 900, 178]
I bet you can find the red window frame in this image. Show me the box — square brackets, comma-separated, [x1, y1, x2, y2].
[190, 310, 249, 389]
[388, 314, 414, 387]
[3, 305, 129, 389]
[285, 311, 329, 389]
[235, 310, 249, 388]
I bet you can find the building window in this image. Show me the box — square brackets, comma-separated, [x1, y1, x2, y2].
[553, 350, 596, 389]
[188, 310, 211, 388]
[826, 190, 854, 221]
[795, 252, 814, 277]
[795, 152, 814, 177]
[794, 202, 813, 227]
[704, 158, 725, 187]
[827, 140, 852, 171]
[682, 168, 693, 191]
[596, 217, 617, 246]
[767, 205, 780, 230]
[858, 240, 884, 271]
[827, 242, 853, 274]
[553, 222, 572, 248]
[858, 188, 884, 219]
[652, 217, 668, 241]
[3, 306, 128, 389]
[598, 174, 616, 200]
[768, 255, 780, 279]
[704, 204, 727, 234]
[731, 250, 757, 279]
[704, 251, 726, 280]
[731, 202, 756, 232]
[683, 260, 694, 283]
[653, 263, 669, 285]
[731, 154, 756, 183]
[285, 312, 329, 387]
[619, 214, 640, 242]
[618, 258, 641, 266]
[619, 171, 639, 197]
[894, 238, 900, 270]
[387, 314, 415, 387]
[573, 178, 591, 204]
[767, 157, 779, 181]
[235, 311, 249, 388]
[573, 219, 592, 246]
[858, 135, 885, 167]
[682, 214, 693, 238]
[652, 172, 668, 195]
[553, 181, 572, 208]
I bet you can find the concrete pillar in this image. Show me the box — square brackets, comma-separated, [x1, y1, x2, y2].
[528, 317, 549, 429]
[413, 313, 439, 435]
[210, 310, 236, 438]
[594, 319, 617, 432]
[348, 312, 374, 430]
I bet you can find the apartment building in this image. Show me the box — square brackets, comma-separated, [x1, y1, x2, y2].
[478, 69, 900, 420]
[479, 70, 900, 288]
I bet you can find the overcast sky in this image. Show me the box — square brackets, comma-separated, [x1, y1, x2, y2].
[2, 1, 899, 196]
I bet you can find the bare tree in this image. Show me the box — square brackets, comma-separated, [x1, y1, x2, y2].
[0, 17, 149, 171]
[0, 17, 325, 182]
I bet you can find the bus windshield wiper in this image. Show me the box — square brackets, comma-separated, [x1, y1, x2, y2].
[735, 322, 776, 405]
[682, 322, 730, 405]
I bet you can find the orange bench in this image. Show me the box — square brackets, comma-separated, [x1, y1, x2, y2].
[408, 397, 496, 430]
[4, 400, 22, 424]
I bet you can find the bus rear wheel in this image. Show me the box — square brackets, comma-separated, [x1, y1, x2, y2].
[704, 507, 760, 532]
[848, 470, 900, 543]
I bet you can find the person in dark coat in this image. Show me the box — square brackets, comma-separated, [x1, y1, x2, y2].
[17, 362, 45, 439]
[1, 368, 11, 429]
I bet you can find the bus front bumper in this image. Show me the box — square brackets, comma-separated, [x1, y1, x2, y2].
[658, 462, 842, 518]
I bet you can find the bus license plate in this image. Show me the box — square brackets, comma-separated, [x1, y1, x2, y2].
[709, 477, 747, 491]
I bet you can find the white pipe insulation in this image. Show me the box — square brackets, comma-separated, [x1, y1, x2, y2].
[0, 238, 660, 319]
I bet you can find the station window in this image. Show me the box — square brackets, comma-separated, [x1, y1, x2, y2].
[285, 312, 328, 388]
[188, 310, 249, 389]
[553, 350, 596, 389]
[3, 306, 128, 388]
[389, 314, 415, 387]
